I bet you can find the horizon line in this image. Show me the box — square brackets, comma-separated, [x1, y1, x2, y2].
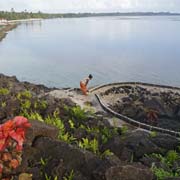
[0, 10, 180, 14]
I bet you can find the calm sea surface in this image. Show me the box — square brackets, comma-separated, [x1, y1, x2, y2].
[0, 16, 180, 88]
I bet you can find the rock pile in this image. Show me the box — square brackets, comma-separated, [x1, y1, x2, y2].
[101, 85, 180, 130]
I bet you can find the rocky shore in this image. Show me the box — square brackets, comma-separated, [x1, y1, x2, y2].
[0, 23, 17, 41]
[100, 85, 180, 131]
[0, 74, 180, 180]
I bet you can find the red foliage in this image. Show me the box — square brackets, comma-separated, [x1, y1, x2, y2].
[0, 116, 31, 178]
[0, 116, 31, 152]
[147, 109, 159, 125]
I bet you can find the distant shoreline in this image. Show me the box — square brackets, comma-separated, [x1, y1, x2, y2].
[0, 19, 42, 42]
[1, 11, 180, 21]
[0, 23, 17, 41]
[8, 18, 42, 23]
[59, 12, 180, 18]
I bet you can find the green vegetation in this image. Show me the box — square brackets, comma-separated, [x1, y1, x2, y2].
[17, 90, 32, 100]
[40, 157, 48, 167]
[21, 111, 44, 122]
[151, 165, 179, 180]
[146, 150, 180, 179]
[0, 10, 62, 20]
[0, 88, 10, 95]
[45, 114, 76, 143]
[39, 157, 58, 180]
[101, 126, 118, 144]
[121, 125, 128, 135]
[100, 149, 114, 158]
[78, 138, 99, 154]
[63, 170, 74, 180]
[1, 102, 6, 108]
[4, 88, 117, 160]
[70, 106, 87, 121]
[150, 131, 158, 138]
[1, 10, 180, 20]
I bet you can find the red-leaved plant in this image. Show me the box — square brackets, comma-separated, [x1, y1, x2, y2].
[0, 116, 31, 179]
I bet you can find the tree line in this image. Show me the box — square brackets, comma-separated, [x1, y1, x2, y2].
[0, 10, 63, 20]
[1, 10, 180, 20]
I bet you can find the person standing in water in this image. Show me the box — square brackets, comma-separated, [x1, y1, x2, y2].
[80, 74, 93, 95]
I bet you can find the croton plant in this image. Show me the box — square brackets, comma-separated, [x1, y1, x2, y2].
[0, 116, 31, 179]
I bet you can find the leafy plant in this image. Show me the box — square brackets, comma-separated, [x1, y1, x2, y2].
[78, 138, 99, 154]
[1, 101, 6, 108]
[68, 119, 75, 129]
[101, 127, 118, 144]
[59, 132, 76, 143]
[0, 88, 10, 95]
[71, 106, 87, 121]
[40, 100, 48, 109]
[22, 111, 44, 121]
[100, 149, 114, 158]
[150, 131, 157, 138]
[0, 116, 31, 178]
[40, 158, 48, 166]
[121, 125, 128, 135]
[34, 100, 48, 109]
[166, 150, 179, 165]
[148, 151, 180, 179]
[45, 173, 52, 180]
[17, 90, 32, 100]
[45, 115, 76, 143]
[151, 163, 179, 180]
[63, 170, 74, 180]
[21, 99, 31, 109]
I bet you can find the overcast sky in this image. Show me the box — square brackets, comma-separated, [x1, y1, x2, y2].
[0, 0, 180, 13]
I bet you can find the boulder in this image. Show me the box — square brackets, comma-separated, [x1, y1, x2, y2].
[33, 137, 103, 179]
[105, 164, 153, 180]
[144, 97, 166, 115]
[151, 134, 179, 150]
[25, 120, 59, 146]
[103, 131, 163, 161]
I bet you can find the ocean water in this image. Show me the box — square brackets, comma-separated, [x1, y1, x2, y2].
[0, 16, 180, 88]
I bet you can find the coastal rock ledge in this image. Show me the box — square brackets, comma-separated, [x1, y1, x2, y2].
[0, 74, 180, 180]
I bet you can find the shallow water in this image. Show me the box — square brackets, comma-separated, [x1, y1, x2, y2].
[0, 16, 180, 88]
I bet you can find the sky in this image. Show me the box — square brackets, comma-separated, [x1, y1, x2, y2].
[0, 0, 180, 13]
